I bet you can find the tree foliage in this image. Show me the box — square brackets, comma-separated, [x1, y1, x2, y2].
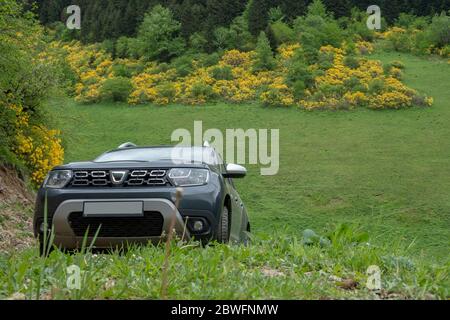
[35, 0, 449, 47]
[253, 31, 276, 71]
[136, 5, 185, 62]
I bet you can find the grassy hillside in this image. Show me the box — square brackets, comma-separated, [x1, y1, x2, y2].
[1, 51, 449, 300]
[46, 51, 450, 261]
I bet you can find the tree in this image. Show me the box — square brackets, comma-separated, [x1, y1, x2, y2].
[137, 5, 185, 62]
[279, 0, 309, 22]
[323, 0, 351, 18]
[253, 31, 276, 71]
[247, 0, 270, 36]
[189, 32, 208, 52]
[307, 0, 328, 18]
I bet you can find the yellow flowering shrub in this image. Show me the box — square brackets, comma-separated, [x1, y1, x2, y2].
[382, 27, 407, 39]
[128, 49, 279, 105]
[128, 66, 178, 105]
[7, 102, 64, 184]
[260, 81, 295, 107]
[55, 41, 432, 111]
[370, 92, 411, 110]
[177, 68, 216, 104]
[355, 40, 374, 55]
[278, 43, 301, 60]
[344, 91, 368, 107]
[296, 45, 432, 110]
[219, 50, 254, 68]
[47, 41, 142, 103]
[20, 126, 64, 184]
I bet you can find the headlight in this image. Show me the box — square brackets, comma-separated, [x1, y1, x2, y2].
[168, 168, 209, 187]
[43, 170, 72, 188]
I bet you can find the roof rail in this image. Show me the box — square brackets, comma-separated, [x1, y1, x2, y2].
[118, 142, 137, 149]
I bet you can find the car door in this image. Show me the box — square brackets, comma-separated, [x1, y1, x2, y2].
[215, 151, 244, 242]
[228, 177, 244, 242]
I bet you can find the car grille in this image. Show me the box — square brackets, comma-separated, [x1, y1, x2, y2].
[70, 169, 170, 187]
[68, 211, 164, 237]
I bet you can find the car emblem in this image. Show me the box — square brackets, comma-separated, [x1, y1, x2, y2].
[111, 170, 128, 184]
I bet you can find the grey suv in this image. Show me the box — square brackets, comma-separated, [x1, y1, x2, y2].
[33, 144, 250, 250]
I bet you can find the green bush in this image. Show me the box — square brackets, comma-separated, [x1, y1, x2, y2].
[388, 12, 449, 57]
[115, 37, 131, 58]
[344, 76, 364, 91]
[196, 53, 221, 68]
[344, 56, 360, 69]
[285, 54, 315, 89]
[112, 64, 132, 78]
[317, 50, 335, 70]
[368, 78, 385, 94]
[190, 82, 215, 99]
[427, 13, 450, 48]
[270, 21, 296, 45]
[291, 80, 307, 99]
[213, 16, 254, 51]
[100, 39, 115, 56]
[156, 82, 177, 102]
[211, 65, 234, 80]
[171, 55, 195, 77]
[100, 77, 133, 102]
[293, 14, 345, 63]
[386, 31, 414, 52]
[0, 98, 18, 164]
[396, 13, 430, 30]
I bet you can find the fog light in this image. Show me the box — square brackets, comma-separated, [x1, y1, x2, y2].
[193, 220, 204, 232]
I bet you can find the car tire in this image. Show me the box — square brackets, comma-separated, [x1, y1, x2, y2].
[217, 205, 230, 243]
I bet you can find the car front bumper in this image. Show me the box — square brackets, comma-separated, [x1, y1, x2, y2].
[45, 198, 189, 249]
[34, 185, 223, 248]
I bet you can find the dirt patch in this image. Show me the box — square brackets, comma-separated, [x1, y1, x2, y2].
[0, 165, 35, 252]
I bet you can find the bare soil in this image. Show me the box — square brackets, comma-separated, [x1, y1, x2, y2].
[0, 165, 35, 252]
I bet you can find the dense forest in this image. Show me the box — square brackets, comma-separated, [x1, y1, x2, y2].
[36, 0, 450, 43]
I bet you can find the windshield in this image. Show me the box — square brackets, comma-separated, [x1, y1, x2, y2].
[95, 147, 220, 165]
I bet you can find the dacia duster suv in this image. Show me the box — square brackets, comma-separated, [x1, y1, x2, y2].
[34, 143, 250, 250]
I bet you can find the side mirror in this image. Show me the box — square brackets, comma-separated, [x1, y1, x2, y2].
[223, 163, 247, 178]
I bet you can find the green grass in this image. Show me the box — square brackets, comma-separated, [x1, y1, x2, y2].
[0, 230, 448, 299]
[2, 51, 447, 299]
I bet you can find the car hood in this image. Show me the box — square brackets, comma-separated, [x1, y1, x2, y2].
[54, 160, 210, 170]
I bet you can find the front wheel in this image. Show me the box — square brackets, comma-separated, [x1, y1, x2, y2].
[216, 206, 230, 243]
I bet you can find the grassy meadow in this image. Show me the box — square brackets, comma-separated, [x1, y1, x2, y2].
[47, 51, 450, 261]
[1, 51, 448, 300]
